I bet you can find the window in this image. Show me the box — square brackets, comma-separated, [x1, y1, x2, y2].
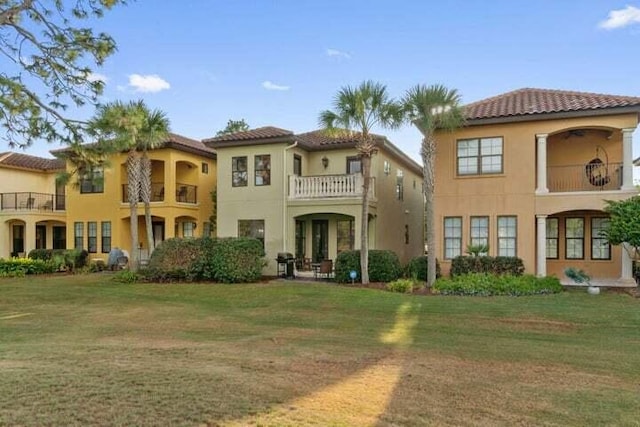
[457, 137, 503, 175]
[546, 218, 559, 259]
[497, 216, 517, 256]
[470, 216, 489, 254]
[255, 155, 271, 186]
[74, 222, 83, 249]
[203, 222, 212, 237]
[293, 154, 302, 176]
[232, 156, 248, 187]
[79, 166, 104, 193]
[182, 222, 195, 238]
[347, 156, 362, 174]
[295, 220, 306, 258]
[101, 222, 111, 253]
[396, 169, 404, 200]
[202, 162, 209, 174]
[336, 220, 355, 253]
[405, 224, 409, 244]
[53, 226, 66, 250]
[591, 217, 611, 260]
[565, 218, 584, 259]
[444, 217, 462, 259]
[383, 160, 391, 175]
[238, 220, 265, 248]
[87, 222, 97, 253]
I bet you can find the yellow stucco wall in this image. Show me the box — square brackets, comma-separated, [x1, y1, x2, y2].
[434, 113, 638, 279]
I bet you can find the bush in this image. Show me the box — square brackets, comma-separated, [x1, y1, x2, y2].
[112, 270, 139, 283]
[144, 237, 265, 283]
[386, 278, 420, 293]
[334, 250, 402, 283]
[404, 256, 441, 281]
[450, 256, 524, 277]
[433, 273, 562, 296]
[0, 257, 57, 277]
[28, 248, 88, 271]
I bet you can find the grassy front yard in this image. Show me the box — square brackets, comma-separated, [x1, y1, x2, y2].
[1, 274, 639, 426]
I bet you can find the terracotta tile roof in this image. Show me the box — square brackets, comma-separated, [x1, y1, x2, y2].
[295, 129, 386, 150]
[465, 88, 640, 121]
[0, 152, 65, 171]
[203, 126, 294, 144]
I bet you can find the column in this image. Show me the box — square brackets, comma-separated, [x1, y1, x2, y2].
[24, 218, 36, 256]
[535, 134, 549, 194]
[620, 243, 634, 282]
[621, 128, 636, 191]
[536, 214, 547, 277]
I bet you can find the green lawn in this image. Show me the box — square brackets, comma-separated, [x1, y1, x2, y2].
[1, 274, 639, 426]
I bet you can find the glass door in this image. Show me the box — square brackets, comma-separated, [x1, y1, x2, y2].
[312, 220, 328, 262]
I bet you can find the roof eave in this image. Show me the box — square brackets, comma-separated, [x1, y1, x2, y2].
[463, 106, 640, 127]
[204, 135, 296, 148]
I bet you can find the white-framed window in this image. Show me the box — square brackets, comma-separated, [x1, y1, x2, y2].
[457, 137, 503, 175]
[565, 217, 584, 259]
[470, 216, 489, 254]
[546, 218, 559, 259]
[444, 217, 462, 259]
[182, 222, 195, 238]
[497, 216, 517, 256]
[591, 217, 610, 260]
[232, 156, 248, 187]
[255, 155, 271, 186]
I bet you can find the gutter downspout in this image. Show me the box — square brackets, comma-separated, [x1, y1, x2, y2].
[283, 141, 298, 252]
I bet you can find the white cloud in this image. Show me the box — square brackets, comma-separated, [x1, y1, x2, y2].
[262, 80, 290, 91]
[599, 5, 640, 29]
[87, 72, 109, 83]
[128, 74, 171, 93]
[326, 48, 351, 59]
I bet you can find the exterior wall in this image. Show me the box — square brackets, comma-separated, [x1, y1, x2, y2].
[65, 148, 216, 262]
[434, 113, 638, 279]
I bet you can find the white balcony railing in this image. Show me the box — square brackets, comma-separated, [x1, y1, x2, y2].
[289, 174, 375, 200]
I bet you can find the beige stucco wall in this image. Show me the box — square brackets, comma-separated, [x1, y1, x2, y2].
[434, 113, 638, 278]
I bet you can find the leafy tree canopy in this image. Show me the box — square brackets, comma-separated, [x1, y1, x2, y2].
[216, 119, 249, 136]
[604, 195, 640, 257]
[0, 0, 125, 149]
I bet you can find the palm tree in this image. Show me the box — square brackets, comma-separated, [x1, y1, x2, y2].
[319, 80, 403, 284]
[403, 84, 465, 286]
[88, 100, 169, 270]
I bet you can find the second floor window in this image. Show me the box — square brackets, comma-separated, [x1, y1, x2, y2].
[396, 170, 404, 200]
[293, 154, 302, 176]
[232, 156, 247, 187]
[79, 166, 104, 193]
[255, 155, 271, 186]
[457, 137, 503, 176]
[347, 156, 362, 174]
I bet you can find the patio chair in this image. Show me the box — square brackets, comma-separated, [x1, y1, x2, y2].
[318, 259, 334, 280]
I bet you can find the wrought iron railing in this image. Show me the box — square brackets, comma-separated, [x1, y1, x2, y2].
[547, 163, 622, 192]
[175, 183, 197, 204]
[121, 182, 165, 203]
[0, 192, 65, 211]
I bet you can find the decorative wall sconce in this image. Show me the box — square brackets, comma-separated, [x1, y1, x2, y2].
[321, 156, 329, 169]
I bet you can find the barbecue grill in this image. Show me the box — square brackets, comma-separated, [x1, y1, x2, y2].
[276, 252, 295, 279]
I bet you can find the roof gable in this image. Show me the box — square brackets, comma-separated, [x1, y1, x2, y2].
[203, 126, 294, 145]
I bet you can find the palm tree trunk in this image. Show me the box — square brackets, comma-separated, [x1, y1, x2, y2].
[140, 152, 155, 255]
[422, 135, 437, 287]
[127, 151, 141, 271]
[360, 154, 371, 285]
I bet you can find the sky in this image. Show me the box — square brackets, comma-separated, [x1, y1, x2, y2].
[23, 0, 640, 181]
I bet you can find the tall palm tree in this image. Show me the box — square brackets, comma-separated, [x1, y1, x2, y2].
[88, 100, 169, 270]
[403, 84, 465, 286]
[319, 80, 403, 284]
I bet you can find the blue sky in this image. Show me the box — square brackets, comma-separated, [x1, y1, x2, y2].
[28, 1, 640, 180]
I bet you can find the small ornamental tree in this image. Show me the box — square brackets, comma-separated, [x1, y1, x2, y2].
[603, 196, 640, 259]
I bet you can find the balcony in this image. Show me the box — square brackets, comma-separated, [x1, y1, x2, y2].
[289, 174, 375, 200]
[121, 182, 166, 203]
[547, 163, 622, 192]
[176, 183, 197, 204]
[0, 192, 65, 211]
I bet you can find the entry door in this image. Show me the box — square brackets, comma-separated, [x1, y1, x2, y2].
[12, 225, 24, 255]
[52, 226, 66, 249]
[312, 220, 329, 262]
[35, 225, 47, 249]
[152, 222, 165, 248]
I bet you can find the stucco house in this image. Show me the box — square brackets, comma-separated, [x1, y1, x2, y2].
[204, 127, 424, 276]
[433, 88, 640, 285]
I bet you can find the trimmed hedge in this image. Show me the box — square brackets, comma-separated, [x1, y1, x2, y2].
[144, 237, 265, 283]
[28, 249, 89, 271]
[433, 273, 562, 296]
[0, 258, 57, 277]
[334, 250, 402, 283]
[404, 256, 441, 281]
[450, 255, 524, 277]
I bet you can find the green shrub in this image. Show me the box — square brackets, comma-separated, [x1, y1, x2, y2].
[112, 270, 139, 283]
[0, 258, 57, 277]
[386, 278, 420, 293]
[433, 273, 562, 296]
[144, 237, 265, 283]
[334, 250, 402, 283]
[28, 248, 88, 271]
[404, 256, 441, 281]
[450, 256, 524, 277]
